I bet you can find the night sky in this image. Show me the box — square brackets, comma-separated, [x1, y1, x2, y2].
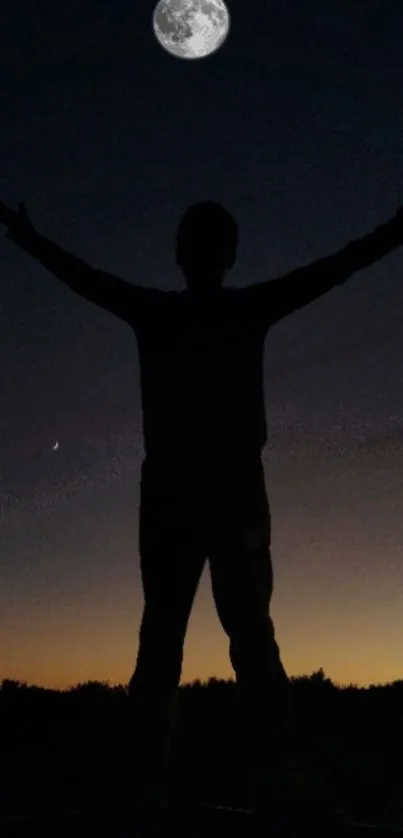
[2, 0, 403, 691]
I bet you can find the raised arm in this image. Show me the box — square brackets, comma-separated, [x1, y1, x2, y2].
[247, 206, 403, 327]
[1, 200, 144, 323]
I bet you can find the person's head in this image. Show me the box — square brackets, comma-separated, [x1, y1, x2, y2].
[176, 201, 238, 292]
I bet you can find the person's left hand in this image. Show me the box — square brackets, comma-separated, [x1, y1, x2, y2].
[0, 201, 33, 232]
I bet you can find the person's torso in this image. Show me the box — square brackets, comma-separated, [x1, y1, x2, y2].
[132, 287, 268, 455]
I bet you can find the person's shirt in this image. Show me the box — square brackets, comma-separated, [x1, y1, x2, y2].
[7, 213, 403, 457]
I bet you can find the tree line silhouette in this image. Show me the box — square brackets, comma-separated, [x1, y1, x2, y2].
[1, 669, 403, 827]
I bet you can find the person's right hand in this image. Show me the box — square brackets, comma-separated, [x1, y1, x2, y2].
[0, 200, 33, 232]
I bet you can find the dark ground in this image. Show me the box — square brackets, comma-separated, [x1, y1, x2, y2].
[1, 675, 402, 832]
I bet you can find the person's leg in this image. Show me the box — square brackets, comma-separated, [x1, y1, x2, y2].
[127, 454, 207, 812]
[207, 454, 295, 812]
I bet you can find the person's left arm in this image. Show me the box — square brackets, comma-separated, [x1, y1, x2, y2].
[246, 207, 403, 326]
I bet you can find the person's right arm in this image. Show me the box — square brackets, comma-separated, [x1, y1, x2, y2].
[243, 205, 403, 331]
[1, 200, 143, 322]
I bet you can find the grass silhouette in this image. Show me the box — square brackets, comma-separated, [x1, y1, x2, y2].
[1, 671, 402, 828]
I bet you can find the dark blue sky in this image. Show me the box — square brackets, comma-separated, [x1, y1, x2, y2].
[2, 0, 403, 690]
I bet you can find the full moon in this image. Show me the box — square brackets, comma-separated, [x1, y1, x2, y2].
[153, 0, 230, 60]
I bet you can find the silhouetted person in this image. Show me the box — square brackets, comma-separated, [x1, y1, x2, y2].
[2, 198, 403, 822]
